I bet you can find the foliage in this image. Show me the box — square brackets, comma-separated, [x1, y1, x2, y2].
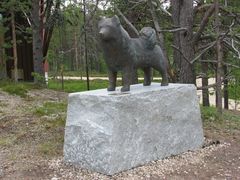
[228, 69, 240, 100]
[201, 105, 240, 123]
[201, 105, 218, 121]
[0, 0, 31, 43]
[31, 72, 46, 87]
[201, 105, 240, 134]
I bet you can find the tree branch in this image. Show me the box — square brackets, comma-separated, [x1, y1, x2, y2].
[199, 60, 240, 68]
[159, 27, 187, 33]
[114, 7, 139, 37]
[192, 4, 215, 45]
[171, 45, 192, 64]
[197, 76, 231, 90]
[191, 41, 217, 64]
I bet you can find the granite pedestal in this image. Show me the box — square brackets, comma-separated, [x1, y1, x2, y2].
[64, 83, 204, 175]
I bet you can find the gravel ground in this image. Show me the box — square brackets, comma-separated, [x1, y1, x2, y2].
[1, 88, 240, 180]
[47, 141, 230, 180]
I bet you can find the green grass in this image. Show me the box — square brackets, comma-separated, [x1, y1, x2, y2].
[48, 79, 121, 93]
[201, 105, 218, 121]
[49, 69, 162, 78]
[49, 70, 108, 77]
[34, 101, 66, 156]
[34, 101, 67, 116]
[228, 84, 240, 100]
[0, 80, 41, 97]
[201, 105, 240, 132]
[37, 138, 64, 156]
[0, 134, 17, 146]
[47, 79, 159, 93]
[37, 118, 65, 156]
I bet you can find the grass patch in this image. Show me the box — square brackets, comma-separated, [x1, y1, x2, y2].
[0, 80, 42, 98]
[43, 116, 66, 130]
[35, 101, 67, 116]
[228, 84, 240, 101]
[48, 79, 160, 93]
[37, 135, 64, 156]
[201, 105, 240, 132]
[37, 116, 65, 156]
[0, 134, 17, 147]
[1, 84, 28, 97]
[201, 105, 218, 121]
[48, 79, 121, 93]
[33, 101, 67, 156]
[49, 71, 108, 77]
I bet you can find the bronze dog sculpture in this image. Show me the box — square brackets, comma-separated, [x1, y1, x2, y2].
[98, 15, 168, 92]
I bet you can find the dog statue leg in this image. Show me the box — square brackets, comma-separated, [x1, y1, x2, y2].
[143, 67, 152, 86]
[121, 66, 132, 92]
[107, 70, 117, 91]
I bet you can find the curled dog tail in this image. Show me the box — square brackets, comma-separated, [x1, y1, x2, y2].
[139, 27, 157, 50]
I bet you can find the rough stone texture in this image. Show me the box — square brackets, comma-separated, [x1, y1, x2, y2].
[64, 83, 204, 175]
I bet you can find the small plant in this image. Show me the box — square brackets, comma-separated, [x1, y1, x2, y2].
[201, 105, 218, 121]
[32, 72, 46, 87]
[201, 105, 240, 133]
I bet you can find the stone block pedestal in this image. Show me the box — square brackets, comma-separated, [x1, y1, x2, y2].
[64, 83, 204, 175]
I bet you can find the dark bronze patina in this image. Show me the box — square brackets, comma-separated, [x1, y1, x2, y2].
[98, 15, 168, 92]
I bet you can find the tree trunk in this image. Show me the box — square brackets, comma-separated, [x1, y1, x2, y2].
[83, 0, 90, 90]
[201, 61, 210, 106]
[32, 0, 44, 82]
[223, 65, 229, 109]
[11, 10, 18, 82]
[215, 0, 223, 114]
[74, 30, 79, 71]
[0, 25, 6, 79]
[115, 7, 138, 84]
[171, 0, 195, 84]
[147, 0, 175, 82]
[79, 42, 83, 80]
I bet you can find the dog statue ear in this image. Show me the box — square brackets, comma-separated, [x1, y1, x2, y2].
[112, 15, 120, 26]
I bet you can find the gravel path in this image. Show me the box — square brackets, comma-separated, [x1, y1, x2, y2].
[0, 87, 240, 179]
[48, 142, 231, 180]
